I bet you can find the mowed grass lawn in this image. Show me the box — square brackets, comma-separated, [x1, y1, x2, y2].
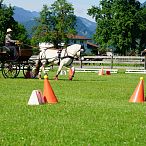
[1, 70, 146, 146]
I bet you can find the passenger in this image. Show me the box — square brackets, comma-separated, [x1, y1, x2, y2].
[5, 28, 18, 58]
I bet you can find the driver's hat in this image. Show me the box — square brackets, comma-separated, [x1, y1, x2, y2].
[7, 28, 12, 33]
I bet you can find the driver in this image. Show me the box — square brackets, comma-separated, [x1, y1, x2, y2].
[5, 28, 18, 58]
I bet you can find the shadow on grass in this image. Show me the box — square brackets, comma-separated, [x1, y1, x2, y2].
[48, 78, 108, 82]
[1, 74, 108, 82]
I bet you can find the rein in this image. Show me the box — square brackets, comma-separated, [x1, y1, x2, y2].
[17, 43, 39, 49]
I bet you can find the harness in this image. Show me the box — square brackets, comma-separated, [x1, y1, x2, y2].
[62, 48, 74, 59]
[40, 49, 57, 62]
[39, 46, 82, 66]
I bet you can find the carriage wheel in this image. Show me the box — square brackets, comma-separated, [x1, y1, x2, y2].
[1, 62, 20, 78]
[22, 64, 36, 78]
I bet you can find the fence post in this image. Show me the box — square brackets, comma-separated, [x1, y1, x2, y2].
[80, 57, 84, 68]
[145, 56, 146, 70]
[80, 60, 82, 68]
[111, 55, 113, 69]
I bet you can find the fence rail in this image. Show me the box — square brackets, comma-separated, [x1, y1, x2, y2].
[78, 56, 145, 69]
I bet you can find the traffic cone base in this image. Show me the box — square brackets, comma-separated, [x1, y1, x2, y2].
[28, 90, 44, 105]
[129, 77, 145, 103]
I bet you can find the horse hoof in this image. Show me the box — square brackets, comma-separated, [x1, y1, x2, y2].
[54, 77, 58, 80]
[69, 77, 73, 80]
[38, 75, 41, 80]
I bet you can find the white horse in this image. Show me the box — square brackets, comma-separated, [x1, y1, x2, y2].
[34, 43, 84, 80]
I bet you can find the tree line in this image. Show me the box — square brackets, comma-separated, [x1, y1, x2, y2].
[88, 0, 146, 55]
[1, 0, 146, 56]
[0, 0, 30, 46]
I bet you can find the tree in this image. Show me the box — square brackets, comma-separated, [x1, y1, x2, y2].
[0, 0, 14, 46]
[88, 0, 144, 55]
[0, 0, 30, 46]
[88, 0, 114, 54]
[137, 6, 146, 52]
[32, 0, 76, 48]
[111, 0, 141, 55]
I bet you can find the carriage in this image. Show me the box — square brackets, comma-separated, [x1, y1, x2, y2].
[0, 43, 35, 78]
[0, 42, 84, 80]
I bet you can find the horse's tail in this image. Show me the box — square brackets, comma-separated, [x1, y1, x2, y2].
[34, 59, 42, 77]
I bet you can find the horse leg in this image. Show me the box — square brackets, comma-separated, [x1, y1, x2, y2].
[34, 59, 42, 78]
[38, 63, 47, 79]
[69, 66, 75, 80]
[38, 65, 42, 79]
[54, 63, 64, 80]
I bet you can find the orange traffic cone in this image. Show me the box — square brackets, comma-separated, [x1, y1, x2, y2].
[68, 67, 75, 80]
[43, 75, 58, 104]
[69, 68, 72, 78]
[98, 67, 104, 75]
[129, 77, 145, 103]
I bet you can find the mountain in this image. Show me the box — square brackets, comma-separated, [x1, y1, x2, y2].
[13, 6, 96, 39]
[76, 17, 96, 38]
[141, 1, 146, 7]
[13, 7, 39, 23]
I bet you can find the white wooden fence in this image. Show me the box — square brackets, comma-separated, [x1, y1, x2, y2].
[0, 55, 146, 72]
[75, 56, 145, 70]
[28, 55, 145, 68]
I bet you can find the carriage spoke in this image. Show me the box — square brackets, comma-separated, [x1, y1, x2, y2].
[2, 63, 19, 78]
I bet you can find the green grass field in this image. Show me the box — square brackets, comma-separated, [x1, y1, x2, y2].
[1, 70, 146, 146]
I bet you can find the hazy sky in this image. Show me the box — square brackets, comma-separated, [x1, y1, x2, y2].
[4, 0, 146, 22]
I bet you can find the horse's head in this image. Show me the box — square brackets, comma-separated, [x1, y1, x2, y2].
[80, 44, 85, 53]
[76, 44, 85, 59]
